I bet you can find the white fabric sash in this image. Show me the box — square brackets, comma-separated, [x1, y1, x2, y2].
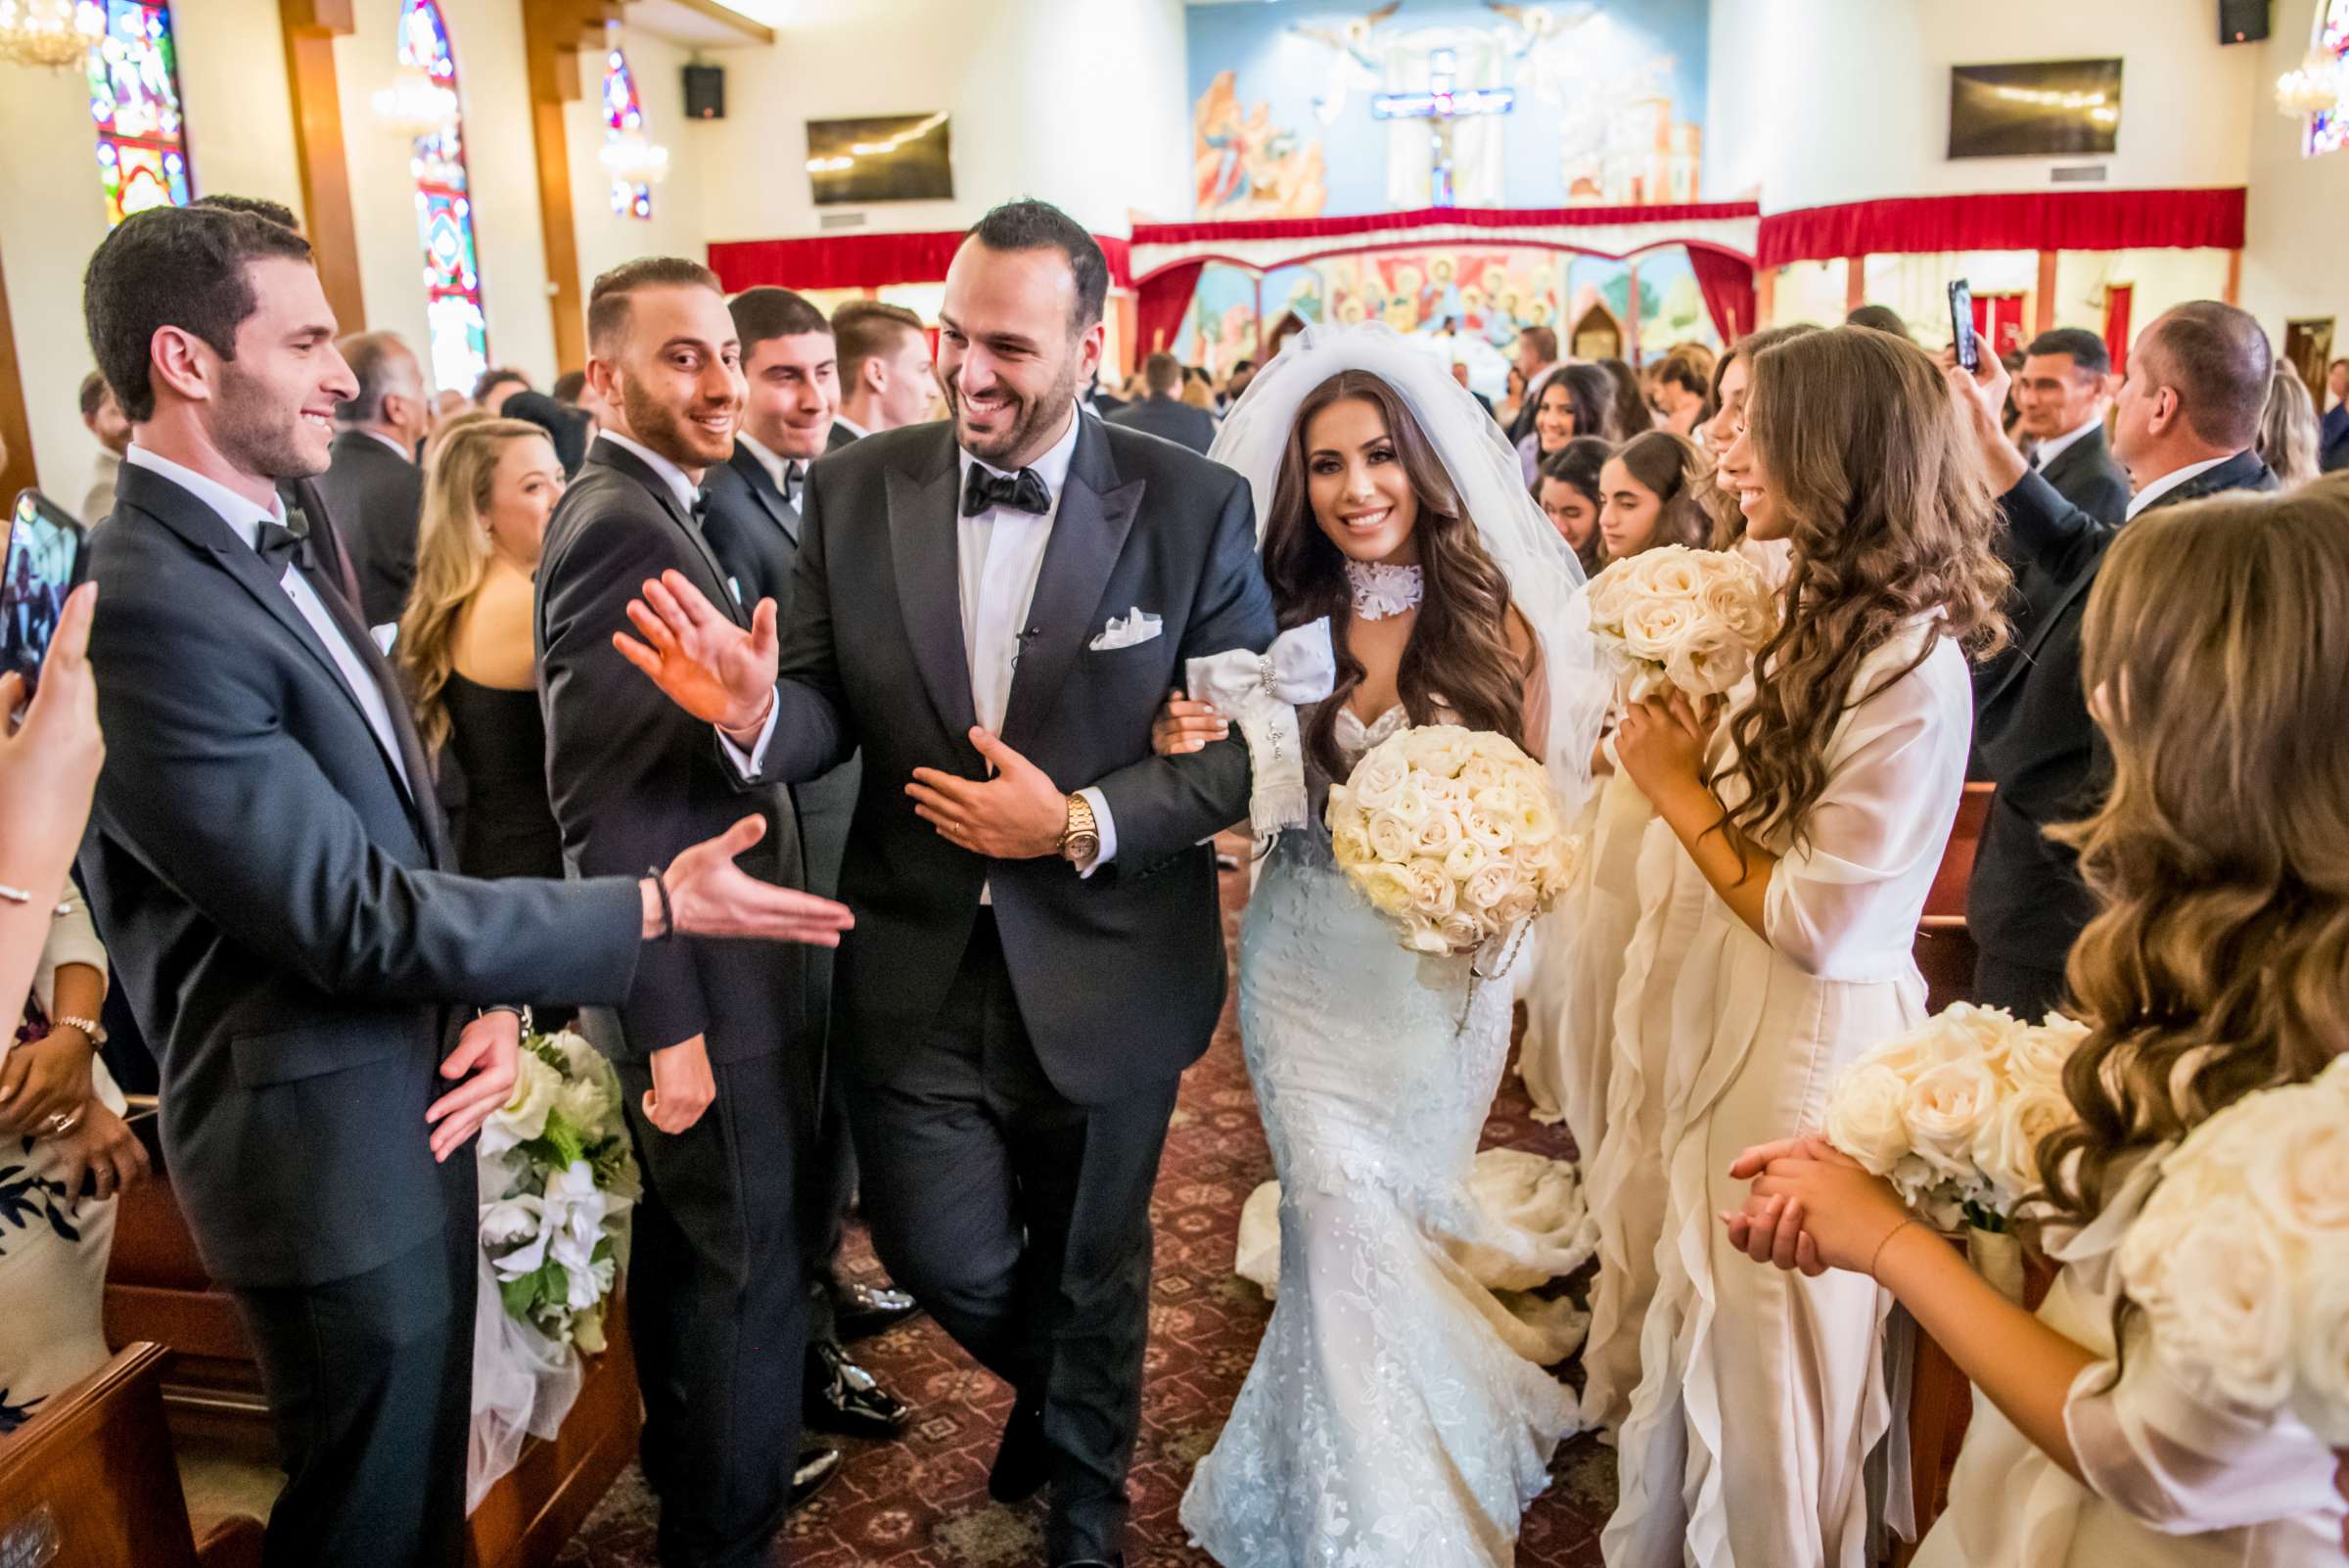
[1186, 618, 1337, 839]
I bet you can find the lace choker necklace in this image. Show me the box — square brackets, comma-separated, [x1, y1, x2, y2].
[1346, 560, 1423, 621]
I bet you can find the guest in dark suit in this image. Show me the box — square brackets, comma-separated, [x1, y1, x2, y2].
[1106, 351, 1218, 453]
[2011, 328, 2131, 526]
[316, 332, 431, 625]
[832, 299, 936, 440]
[620, 201, 1277, 1568]
[75, 206, 851, 1568]
[2322, 358, 2349, 473]
[1954, 302, 2278, 1019]
[1504, 324, 1562, 447]
[536, 257, 850, 1564]
[699, 287, 917, 1446]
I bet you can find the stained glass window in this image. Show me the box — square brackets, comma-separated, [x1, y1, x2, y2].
[84, 0, 192, 227]
[604, 47, 652, 219]
[395, 0, 489, 394]
[2308, 0, 2349, 158]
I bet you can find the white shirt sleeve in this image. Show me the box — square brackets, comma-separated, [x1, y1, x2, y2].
[1076, 786, 1116, 876]
[1761, 640, 1972, 979]
[716, 697, 783, 779]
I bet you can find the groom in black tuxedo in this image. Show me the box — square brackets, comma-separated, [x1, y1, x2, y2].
[621, 200, 1276, 1567]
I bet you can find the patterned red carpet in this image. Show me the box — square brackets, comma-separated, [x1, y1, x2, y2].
[557, 855, 1616, 1566]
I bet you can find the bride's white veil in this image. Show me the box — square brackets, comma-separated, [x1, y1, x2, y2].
[1208, 321, 1608, 814]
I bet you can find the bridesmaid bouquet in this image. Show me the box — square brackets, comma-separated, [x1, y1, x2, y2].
[477, 1027, 640, 1352]
[1821, 1003, 2086, 1232]
[1327, 722, 1585, 957]
[2116, 1052, 2349, 1442]
[1585, 544, 1779, 704]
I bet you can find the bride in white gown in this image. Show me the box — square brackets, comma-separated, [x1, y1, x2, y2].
[1165, 326, 1608, 1567]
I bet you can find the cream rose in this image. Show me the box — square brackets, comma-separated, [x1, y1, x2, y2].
[1443, 839, 1491, 881]
[1463, 808, 1514, 854]
[1331, 821, 1373, 869]
[1358, 861, 1416, 916]
[1620, 596, 1697, 662]
[1414, 807, 1463, 858]
[2292, 1267, 2349, 1444]
[1971, 1081, 2074, 1207]
[2142, 1197, 2298, 1410]
[1366, 811, 1417, 864]
[1824, 1063, 1912, 1176]
[1437, 909, 1485, 951]
[1347, 749, 1409, 812]
[1697, 563, 1776, 645]
[1663, 621, 1752, 699]
[1405, 725, 1474, 780]
[1404, 914, 1454, 955]
[2004, 1014, 2087, 1086]
[1383, 779, 1432, 832]
[1461, 857, 1520, 911]
[2246, 1117, 2349, 1239]
[1406, 857, 1456, 919]
[1901, 1056, 2002, 1179]
[1630, 545, 1706, 600]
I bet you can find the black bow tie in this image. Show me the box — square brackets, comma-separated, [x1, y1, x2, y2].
[688, 488, 710, 529]
[254, 509, 314, 576]
[962, 464, 1050, 519]
[782, 461, 805, 508]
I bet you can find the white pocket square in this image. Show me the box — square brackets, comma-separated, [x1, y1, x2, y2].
[1088, 608, 1163, 652]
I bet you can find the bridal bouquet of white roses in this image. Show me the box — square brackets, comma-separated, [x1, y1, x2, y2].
[477, 1028, 640, 1353]
[1328, 723, 1586, 958]
[1585, 544, 1778, 704]
[1822, 1003, 2086, 1232]
[2116, 1052, 2349, 1443]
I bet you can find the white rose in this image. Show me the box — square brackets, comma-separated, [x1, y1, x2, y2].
[2246, 1115, 2349, 1239]
[1458, 756, 1510, 793]
[1824, 1063, 1912, 1176]
[1437, 909, 1487, 952]
[1697, 561, 1776, 645]
[482, 1049, 563, 1158]
[2005, 1014, 2088, 1086]
[1404, 914, 1453, 955]
[1471, 783, 1526, 822]
[1346, 748, 1410, 812]
[1496, 886, 1541, 924]
[1584, 559, 1638, 625]
[541, 1030, 597, 1079]
[2292, 1267, 2349, 1445]
[1384, 778, 1432, 832]
[1357, 861, 1416, 915]
[1620, 596, 1697, 662]
[1405, 725, 1474, 780]
[1367, 811, 1417, 864]
[1970, 1081, 2074, 1210]
[1461, 858, 1520, 911]
[1414, 805, 1463, 857]
[1443, 839, 1491, 881]
[1467, 730, 1529, 763]
[1331, 821, 1373, 869]
[1405, 857, 1456, 918]
[1463, 808, 1514, 853]
[1637, 546, 1707, 599]
[1901, 1056, 2002, 1179]
[1863, 1005, 2013, 1084]
[2139, 1196, 2298, 1410]
[1512, 793, 1560, 848]
[1663, 621, 1753, 699]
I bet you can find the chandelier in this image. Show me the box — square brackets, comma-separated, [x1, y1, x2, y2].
[0, 0, 93, 69]
[373, 64, 459, 138]
[2277, 51, 2345, 117]
[600, 131, 670, 187]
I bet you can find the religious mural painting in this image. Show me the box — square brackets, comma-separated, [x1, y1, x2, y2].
[85, 0, 191, 226]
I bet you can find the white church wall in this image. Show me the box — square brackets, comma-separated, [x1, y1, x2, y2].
[2239, 0, 2349, 363]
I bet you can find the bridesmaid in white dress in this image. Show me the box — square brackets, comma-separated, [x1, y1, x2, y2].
[1574, 325, 1817, 1439]
[1724, 482, 2349, 1564]
[1600, 327, 2011, 1568]
[1160, 325, 1608, 1568]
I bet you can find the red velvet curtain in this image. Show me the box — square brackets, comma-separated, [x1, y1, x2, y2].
[708, 232, 1132, 293]
[1133, 263, 1206, 359]
[1685, 247, 1756, 344]
[2103, 285, 2135, 377]
[1754, 189, 2246, 268]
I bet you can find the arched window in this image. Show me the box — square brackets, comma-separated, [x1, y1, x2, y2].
[86, 1, 192, 227]
[604, 46, 652, 219]
[2309, 0, 2349, 158]
[397, 0, 489, 394]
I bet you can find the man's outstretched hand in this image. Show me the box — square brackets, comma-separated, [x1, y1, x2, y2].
[616, 571, 780, 744]
[652, 815, 855, 945]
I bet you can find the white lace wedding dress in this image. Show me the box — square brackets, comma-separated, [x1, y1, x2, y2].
[1181, 702, 1592, 1568]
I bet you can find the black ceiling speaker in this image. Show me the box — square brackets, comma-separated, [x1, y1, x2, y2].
[2219, 0, 2269, 43]
[683, 63, 725, 120]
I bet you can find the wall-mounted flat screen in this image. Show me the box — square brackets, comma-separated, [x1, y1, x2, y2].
[1948, 59, 2122, 160]
[806, 113, 952, 205]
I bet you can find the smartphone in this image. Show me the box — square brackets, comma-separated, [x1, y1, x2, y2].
[2, 490, 85, 701]
[1948, 279, 1978, 373]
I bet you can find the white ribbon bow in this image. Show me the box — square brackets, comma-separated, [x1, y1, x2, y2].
[1185, 618, 1338, 839]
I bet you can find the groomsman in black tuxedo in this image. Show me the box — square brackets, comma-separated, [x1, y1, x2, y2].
[832, 299, 936, 440]
[536, 258, 846, 1563]
[75, 206, 850, 1568]
[698, 286, 919, 1448]
[2010, 328, 2131, 526]
[620, 201, 1276, 1568]
[1953, 302, 2278, 1019]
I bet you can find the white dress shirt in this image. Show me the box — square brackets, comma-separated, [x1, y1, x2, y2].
[2124, 453, 2233, 521]
[830, 413, 870, 441]
[598, 429, 700, 516]
[2028, 412, 2103, 472]
[729, 405, 1115, 888]
[125, 444, 411, 796]
[734, 432, 802, 513]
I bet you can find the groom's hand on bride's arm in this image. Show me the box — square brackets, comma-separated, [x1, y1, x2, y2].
[614, 570, 779, 742]
[906, 728, 1069, 859]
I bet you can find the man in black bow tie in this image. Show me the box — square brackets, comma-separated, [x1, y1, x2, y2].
[619, 200, 1277, 1568]
[536, 257, 846, 1564]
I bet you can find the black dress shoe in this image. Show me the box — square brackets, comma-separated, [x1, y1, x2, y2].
[804, 1338, 912, 1440]
[829, 1277, 921, 1341]
[791, 1445, 842, 1508]
[1053, 1559, 1122, 1568]
[987, 1403, 1049, 1504]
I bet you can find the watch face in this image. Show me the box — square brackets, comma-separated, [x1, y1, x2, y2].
[1065, 832, 1101, 861]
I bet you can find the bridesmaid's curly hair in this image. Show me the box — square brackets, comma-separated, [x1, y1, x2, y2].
[1719, 328, 2009, 856]
[1262, 371, 1532, 783]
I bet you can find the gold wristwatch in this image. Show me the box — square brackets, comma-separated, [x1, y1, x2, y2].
[1059, 793, 1100, 864]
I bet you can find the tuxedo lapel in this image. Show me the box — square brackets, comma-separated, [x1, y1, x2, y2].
[887, 432, 978, 740]
[586, 439, 745, 628]
[1001, 419, 1141, 756]
[731, 447, 798, 543]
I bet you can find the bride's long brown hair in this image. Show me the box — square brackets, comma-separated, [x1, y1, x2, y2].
[2033, 482, 2349, 1245]
[1261, 371, 1531, 781]
[1720, 328, 2009, 853]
